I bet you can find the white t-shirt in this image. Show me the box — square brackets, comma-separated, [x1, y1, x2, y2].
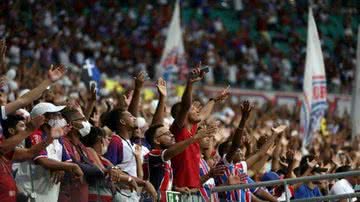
[16, 137, 71, 201]
[330, 179, 355, 202]
[117, 137, 137, 177]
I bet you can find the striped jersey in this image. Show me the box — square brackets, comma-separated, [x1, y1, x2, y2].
[144, 149, 173, 202]
[199, 158, 219, 202]
[215, 158, 258, 202]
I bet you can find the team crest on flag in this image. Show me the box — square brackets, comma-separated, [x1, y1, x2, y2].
[300, 8, 328, 147]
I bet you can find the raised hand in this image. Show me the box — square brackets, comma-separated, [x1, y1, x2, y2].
[214, 86, 230, 103]
[89, 82, 97, 101]
[156, 77, 167, 97]
[90, 108, 100, 127]
[240, 100, 252, 120]
[194, 125, 217, 140]
[116, 90, 133, 110]
[188, 63, 205, 83]
[266, 144, 276, 156]
[271, 125, 287, 134]
[134, 71, 146, 88]
[48, 64, 67, 82]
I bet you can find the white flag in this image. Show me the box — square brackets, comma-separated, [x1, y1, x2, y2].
[300, 8, 328, 147]
[157, 0, 187, 82]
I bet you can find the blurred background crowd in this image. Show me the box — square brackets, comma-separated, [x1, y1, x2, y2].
[0, 0, 358, 93]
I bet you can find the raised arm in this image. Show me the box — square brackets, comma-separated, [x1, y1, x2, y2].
[84, 83, 97, 120]
[0, 115, 44, 154]
[128, 71, 145, 116]
[246, 125, 287, 169]
[226, 100, 252, 163]
[198, 86, 230, 124]
[12, 135, 54, 162]
[285, 150, 302, 178]
[173, 68, 204, 128]
[151, 78, 167, 126]
[4, 65, 66, 115]
[163, 126, 215, 161]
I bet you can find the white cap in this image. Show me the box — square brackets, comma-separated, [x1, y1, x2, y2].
[30, 102, 66, 118]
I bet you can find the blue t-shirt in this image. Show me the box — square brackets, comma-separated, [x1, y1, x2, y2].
[294, 184, 322, 199]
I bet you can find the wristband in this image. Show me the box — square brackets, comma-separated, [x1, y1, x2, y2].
[128, 177, 132, 182]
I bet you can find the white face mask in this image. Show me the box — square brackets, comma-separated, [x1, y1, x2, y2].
[48, 118, 67, 128]
[79, 121, 91, 137]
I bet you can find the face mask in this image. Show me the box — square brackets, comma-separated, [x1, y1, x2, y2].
[48, 118, 67, 128]
[79, 121, 91, 137]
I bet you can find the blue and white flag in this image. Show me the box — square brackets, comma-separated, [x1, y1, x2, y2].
[82, 58, 101, 89]
[300, 8, 328, 147]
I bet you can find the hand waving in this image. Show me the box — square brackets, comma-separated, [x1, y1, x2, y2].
[134, 71, 146, 88]
[240, 100, 252, 120]
[48, 64, 67, 82]
[214, 86, 230, 103]
[156, 77, 167, 97]
[194, 125, 217, 140]
[89, 82, 97, 101]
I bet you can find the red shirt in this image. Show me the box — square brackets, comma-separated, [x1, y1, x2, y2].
[170, 123, 200, 188]
[0, 137, 17, 202]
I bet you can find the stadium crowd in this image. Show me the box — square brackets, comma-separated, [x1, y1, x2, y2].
[0, 0, 359, 202]
[0, 39, 359, 201]
[0, 0, 358, 93]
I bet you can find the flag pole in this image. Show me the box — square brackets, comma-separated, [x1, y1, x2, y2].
[351, 26, 360, 141]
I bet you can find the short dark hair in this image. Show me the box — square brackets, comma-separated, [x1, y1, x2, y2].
[171, 102, 182, 118]
[102, 108, 125, 132]
[145, 124, 164, 147]
[2, 115, 25, 138]
[81, 126, 105, 147]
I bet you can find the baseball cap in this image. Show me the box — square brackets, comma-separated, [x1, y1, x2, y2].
[30, 102, 66, 118]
